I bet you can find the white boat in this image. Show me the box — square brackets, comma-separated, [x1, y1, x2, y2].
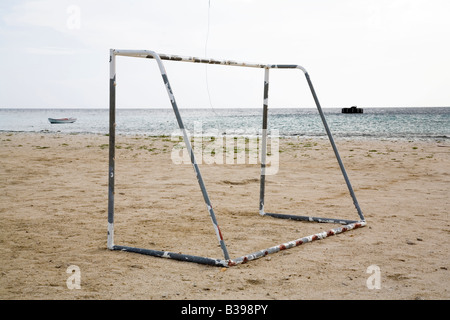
[48, 117, 77, 124]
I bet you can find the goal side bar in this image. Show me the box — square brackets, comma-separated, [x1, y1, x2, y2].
[108, 49, 230, 261]
[257, 66, 365, 223]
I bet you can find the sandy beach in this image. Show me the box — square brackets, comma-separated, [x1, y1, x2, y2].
[0, 132, 448, 300]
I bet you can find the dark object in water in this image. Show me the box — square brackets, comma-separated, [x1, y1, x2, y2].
[342, 106, 363, 114]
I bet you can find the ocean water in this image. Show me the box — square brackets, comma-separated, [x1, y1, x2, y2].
[0, 107, 449, 141]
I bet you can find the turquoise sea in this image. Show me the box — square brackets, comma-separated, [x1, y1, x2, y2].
[0, 107, 449, 141]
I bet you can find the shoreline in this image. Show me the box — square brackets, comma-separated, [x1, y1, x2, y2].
[1, 132, 449, 299]
[1, 129, 449, 143]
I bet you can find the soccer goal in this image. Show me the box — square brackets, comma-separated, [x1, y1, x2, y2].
[107, 49, 366, 267]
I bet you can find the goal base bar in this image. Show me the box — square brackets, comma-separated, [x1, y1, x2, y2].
[112, 245, 226, 267]
[111, 220, 366, 267]
[264, 212, 357, 225]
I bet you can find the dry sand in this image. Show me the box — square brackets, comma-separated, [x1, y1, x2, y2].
[0, 132, 448, 300]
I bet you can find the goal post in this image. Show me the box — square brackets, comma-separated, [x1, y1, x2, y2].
[107, 49, 366, 267]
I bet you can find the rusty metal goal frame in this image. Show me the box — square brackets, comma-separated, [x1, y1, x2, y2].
[108, 49, 366, 267]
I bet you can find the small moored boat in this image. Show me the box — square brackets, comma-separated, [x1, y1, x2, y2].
[48, 117, 77, 124]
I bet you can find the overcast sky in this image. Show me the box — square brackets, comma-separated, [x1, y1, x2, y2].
[1, 0, 449, 109]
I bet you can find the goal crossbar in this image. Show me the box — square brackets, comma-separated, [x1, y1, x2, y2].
[108, 49, 366, 267]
